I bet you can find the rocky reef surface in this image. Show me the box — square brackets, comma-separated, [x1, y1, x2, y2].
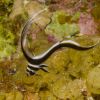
[0, 0, 100, 100]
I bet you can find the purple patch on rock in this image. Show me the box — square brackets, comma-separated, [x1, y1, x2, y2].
[78, 13, 97, 35]
[47, 34, 58, 43]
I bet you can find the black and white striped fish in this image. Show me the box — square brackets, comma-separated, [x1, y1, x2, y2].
[21, 8, 98, 76]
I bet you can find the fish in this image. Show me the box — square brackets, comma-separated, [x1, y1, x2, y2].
[21, 8, 98, 76]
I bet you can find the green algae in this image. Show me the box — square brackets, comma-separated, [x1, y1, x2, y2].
[6, 91, 23, 100]
[71, 12, 81, 22]
[0, 0, 13, 18]
[39, 91, 57, 100]
[0, 24, 16, 58]
[45, 10, 80, 40]
[87, 65, 100, 94]
[0, 93, 6, 100]
[52, 79, 85, 100]
[0, 91, 23, 100]
[24, 92, 40, 100]
[92, 4, 100, 20]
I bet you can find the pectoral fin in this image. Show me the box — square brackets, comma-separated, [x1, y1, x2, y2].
[39, 64, 49, 73]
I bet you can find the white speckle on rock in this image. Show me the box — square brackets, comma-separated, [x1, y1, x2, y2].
[23, 0, 29, 6]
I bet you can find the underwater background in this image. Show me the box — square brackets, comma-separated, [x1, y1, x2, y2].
[0, 0, 100, 100]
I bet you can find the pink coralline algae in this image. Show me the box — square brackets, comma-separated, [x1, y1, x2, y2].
[78, 13, 97, 35]
[47, 34, 58, 43]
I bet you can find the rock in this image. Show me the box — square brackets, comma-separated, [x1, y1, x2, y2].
[9, 0, 23, 19]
